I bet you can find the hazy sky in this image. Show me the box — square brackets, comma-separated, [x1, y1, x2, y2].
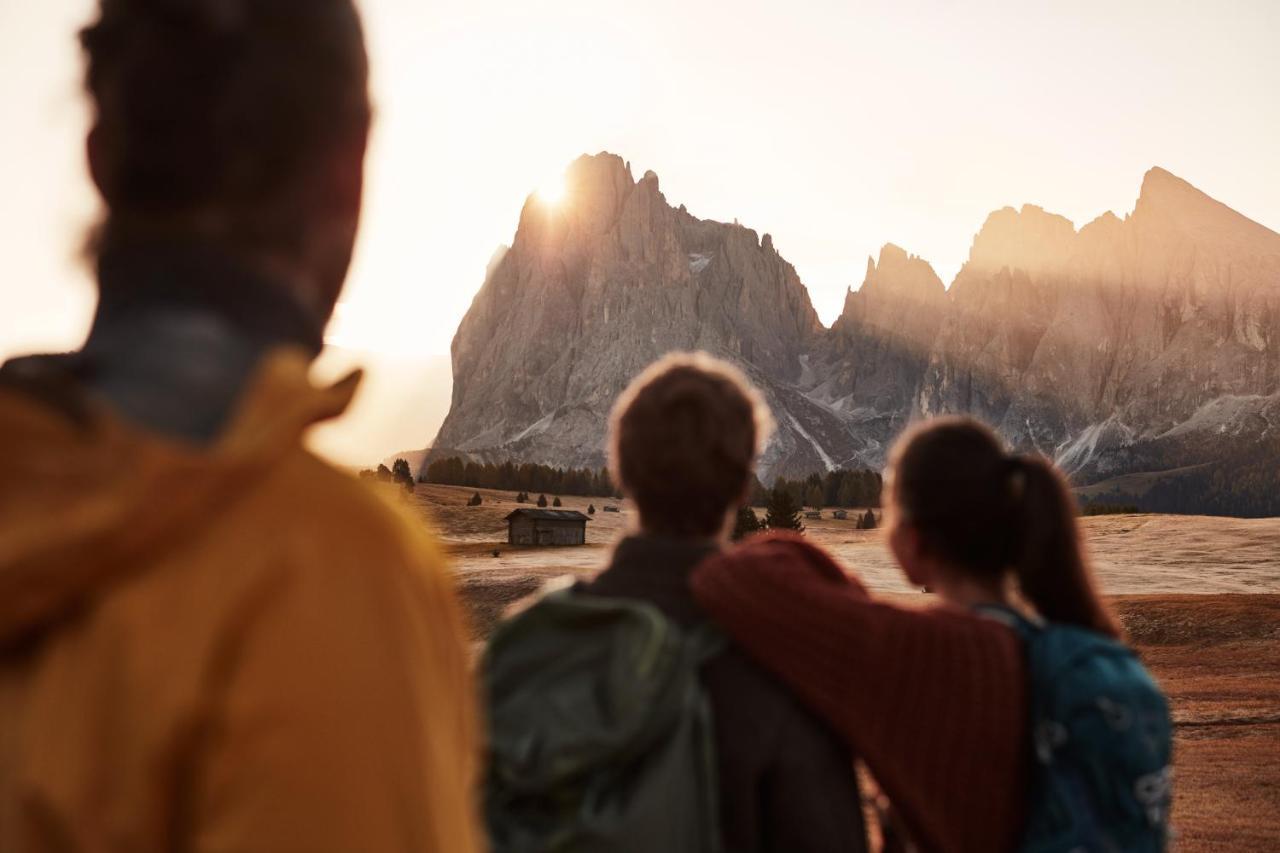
[2, 0, 1277, 464]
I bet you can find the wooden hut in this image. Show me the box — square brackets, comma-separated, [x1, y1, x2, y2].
[505, 508, 590, 546]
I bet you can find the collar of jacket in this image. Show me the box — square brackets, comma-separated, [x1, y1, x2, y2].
[0, 348, 362, 649]
[608, 535, 722, 577]
[591, 535, 723, 625]
[92, 241, 325, 356]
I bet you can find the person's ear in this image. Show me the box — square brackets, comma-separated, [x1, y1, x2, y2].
[889, 521, 931, 588]
[327, 120, 370, 221]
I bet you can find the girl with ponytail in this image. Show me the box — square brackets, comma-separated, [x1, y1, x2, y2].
[693, 416, 1171, 853]
[886, 417, 1120, 638]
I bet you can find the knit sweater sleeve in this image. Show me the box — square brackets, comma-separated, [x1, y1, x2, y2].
[691, 534, 1027, 853]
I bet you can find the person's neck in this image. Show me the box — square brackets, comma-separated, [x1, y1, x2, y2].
[930, 570, 1012, 610]
[93, 240, 327, 355]
[635, 527, 726, 548]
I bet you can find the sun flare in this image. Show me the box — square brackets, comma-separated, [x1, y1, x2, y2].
[535, 172, 567, 207]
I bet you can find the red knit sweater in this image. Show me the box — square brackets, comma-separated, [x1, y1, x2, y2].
[691, 532, 1027, 853]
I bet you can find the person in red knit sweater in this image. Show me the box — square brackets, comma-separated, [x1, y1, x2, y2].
[691, 416, 1125, 853]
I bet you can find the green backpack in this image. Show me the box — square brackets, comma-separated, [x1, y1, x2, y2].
[481, 586, 725, 853]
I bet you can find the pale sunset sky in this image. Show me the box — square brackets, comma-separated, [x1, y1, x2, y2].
[1, 0, 1277, 465]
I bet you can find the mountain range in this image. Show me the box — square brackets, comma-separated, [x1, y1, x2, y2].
[428, 153, 1280, 515]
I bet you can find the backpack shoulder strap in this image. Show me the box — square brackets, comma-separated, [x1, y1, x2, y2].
[972, 602, 1044, 641]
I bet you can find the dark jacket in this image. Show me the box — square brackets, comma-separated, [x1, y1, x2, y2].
[586, 535, 867, 853]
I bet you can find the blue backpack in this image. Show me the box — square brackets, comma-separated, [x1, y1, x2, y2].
[977, 606, 1174, 853]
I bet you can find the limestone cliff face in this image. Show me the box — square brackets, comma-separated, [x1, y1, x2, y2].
[432, 157, 1279, 497]
[919, 168, 1280, 482]
[437, 153, 825, 476]
[796, 245, 948, 466]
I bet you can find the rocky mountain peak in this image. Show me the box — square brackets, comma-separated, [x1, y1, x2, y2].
[864, 243, 944, 296]
[431, 159, 1280, 512]
[1137, 166, 1199, 208]
[435, 156, 827, 478]
[837, 243, 945, 331]
[965, 203, 1077, 278]
[1133, 165, 1280, 250]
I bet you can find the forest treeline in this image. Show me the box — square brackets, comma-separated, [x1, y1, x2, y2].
[415, 453, 1276, 518]
[422, 456, 620, 498]
[761, 469, 884, 510]
[1080, 452, 1280, 518]
[422, 455, 886, 509]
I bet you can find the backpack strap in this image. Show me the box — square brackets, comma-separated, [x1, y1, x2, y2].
[564, 580, 728, 665]
[972, 604, 1071, 763]
[972, 602, 1044, 640]
[686, 622, 728, 664]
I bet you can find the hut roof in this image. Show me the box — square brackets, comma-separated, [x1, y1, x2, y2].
[504, 509, 591, 523]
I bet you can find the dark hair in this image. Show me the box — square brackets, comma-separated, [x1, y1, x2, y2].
[609, 353, 773, 538]
[80, 0, 370, 258]
[888, 416, 1120, 637]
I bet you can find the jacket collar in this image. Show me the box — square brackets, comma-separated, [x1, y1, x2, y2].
[0, 347, 361, 649]
[92, 241, 325, 356]
[608, 535, 722, 579]
[589, 535, 723, 626]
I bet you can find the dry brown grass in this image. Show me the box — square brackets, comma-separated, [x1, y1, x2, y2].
[1113, 596, 1280, 849]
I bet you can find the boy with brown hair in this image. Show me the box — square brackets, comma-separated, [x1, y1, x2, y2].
[483, 352, 865, 852]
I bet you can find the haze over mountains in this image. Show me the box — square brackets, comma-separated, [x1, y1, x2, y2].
[430, 153, 1280, 515]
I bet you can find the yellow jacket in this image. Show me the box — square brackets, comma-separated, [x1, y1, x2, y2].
[0, 349, 484, 852]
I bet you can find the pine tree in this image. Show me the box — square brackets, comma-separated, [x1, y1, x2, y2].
[805, 484, 825, 509]
[537, 494, 548, 508]
[764, 487, 804, 532]
[553, 496, 563, 507]
[862, 509, 876, 529]
[588, 504, 596, 515]
[467, 491, 482, 507]
[731, 506, 762, 541]
[391, 458, 413, 485]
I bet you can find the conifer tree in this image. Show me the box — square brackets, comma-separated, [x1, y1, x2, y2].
[732, 506, 762, 540]
[764, 487, 804, 532]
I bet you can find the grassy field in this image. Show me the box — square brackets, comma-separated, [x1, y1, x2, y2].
[409, 483, 1280, 849]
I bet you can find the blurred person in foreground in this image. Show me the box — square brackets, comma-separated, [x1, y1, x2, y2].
[693, 417, 1172, 853]
[482, 353, 866, 852]
[0, 2, 482, 850]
